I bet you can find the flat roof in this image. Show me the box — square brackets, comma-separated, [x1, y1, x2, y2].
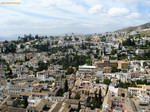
[79, 65, 96, 69]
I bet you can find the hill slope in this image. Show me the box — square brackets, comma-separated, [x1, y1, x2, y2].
[117, 22, 150, 33]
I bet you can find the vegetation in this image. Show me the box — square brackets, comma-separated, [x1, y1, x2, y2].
[33, 42, 49, 51]
[118, 81, 136, 88]
[103, 79, 111, 85]
[95, 79, 100, 83]
[66, 67, 74, 75]
[37, 60, 49, 71]
[140, 30, 150, 37]
[86, 89, 102, 109]
[135, 80, 150, 85]
[75, 92, 80, 100]
[56, 88, 64, 96]
[122, 36, 136, 46]
[78, 102, 81, 112]
[64, 79, 68, 92]
[3, 43, 17, 53]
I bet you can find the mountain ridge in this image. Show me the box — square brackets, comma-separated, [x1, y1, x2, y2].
[116, 22, 150, 33]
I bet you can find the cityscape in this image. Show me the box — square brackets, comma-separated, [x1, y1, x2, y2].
[0, 0, 150, 112]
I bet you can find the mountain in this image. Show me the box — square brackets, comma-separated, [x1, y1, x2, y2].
[116, 22, 150, 33]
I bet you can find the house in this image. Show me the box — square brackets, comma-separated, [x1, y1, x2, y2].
[103, 66, 112, 73]
[78, 65, 97, 71]
[26, 99, 54, 112]
[0, 96, 26, 112]
[36, 70, 55, 81]
[128, 85, 150, 96]
[6, 80, 32, 95]
[94, 60, 118, 69]
[108, 86, 118, 97]
[63, 99, 79, 109]
[0, 78, 7, 96]
[135, 49, 145, 56]
[117, 61, 129, 70]
[76, 65, 97, 76]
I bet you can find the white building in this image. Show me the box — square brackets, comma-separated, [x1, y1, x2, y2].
[36, 70, 55, 81]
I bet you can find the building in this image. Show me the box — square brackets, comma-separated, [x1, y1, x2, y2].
[94, 60, 118, 69]
[128, 85, 150, 96]
[117, 61, 129, 70]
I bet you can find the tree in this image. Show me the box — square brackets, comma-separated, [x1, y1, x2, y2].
[75, 92, 80, 100]
[85, 57, 92, 65]
[78, 102, 81, 112]
[37, 61, 49, 71]
[23, 96, 28, 108]
[86, 37, 91, 41]
[111, 48, 117, 55]
[96, 48, 100, 55]
[56, 88, 64, 96]
[91, 99, 96, 109]
[68, 36, 72, 41]
[74, 37, 79, 41]
[1, 47, 3, 53]
[111, 66, 118, 73]
[66, 67, 74, 75]
[35, 34, 39, 39]
[101, 36, 106, 42]
[122, 37, 135, 46]
[98, 88, 102, 106]
[4, 43, 16, 53]
[69, 90, 71, 99]
[94, 90, 99, 108]
[103, 79, 111, 85]
[86, 97, 91, 107]
[20, 44, 25, 49]
[8, 69, 13, 78]
[25, 55, 29, 61]
[64, 79, 68, 92]
[95, 79, 100, 83]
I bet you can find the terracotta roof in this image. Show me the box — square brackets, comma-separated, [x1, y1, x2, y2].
[64, 99, 79, 105]
[51, 102, 62, 112]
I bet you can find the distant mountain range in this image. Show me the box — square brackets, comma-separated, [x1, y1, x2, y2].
[116, 22, 150, 33]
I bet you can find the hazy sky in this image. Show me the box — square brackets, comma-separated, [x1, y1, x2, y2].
[0, 0, 150, 38]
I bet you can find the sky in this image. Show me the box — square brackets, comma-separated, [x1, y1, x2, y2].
[0, 0, 150, 39]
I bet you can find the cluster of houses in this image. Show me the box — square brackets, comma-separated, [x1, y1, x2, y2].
[0, 32, 150, 112]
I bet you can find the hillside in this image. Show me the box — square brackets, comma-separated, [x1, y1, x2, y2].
[140, 30, 150, 37]
[117, 22, 150, 33]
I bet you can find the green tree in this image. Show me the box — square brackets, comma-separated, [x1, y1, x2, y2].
[23, 96, 28, 108]
[91, 99, 97, 109]
[78, 102, 81, 112]
[75, 92, 80, 100]
[56, 88, 64, 96]
[64, 79, 68, 92]
[111, 48, 117, 55]
[20, 44, 25, 49]
[95, 79, 100, 83]
[1, 47, 3, 53]
[94, 90, 99, 108]
[86, 37, 91, 41]
[4, 43, 17, 53]
[66, 67, 74, 75]
[75, 37, 79, 41]
[103, 79, 111, 85]
[69, 90, 71, 99]
[98, 88, 102, 106]
[122, 37, 135, 46]
[37, 61, 49, 71]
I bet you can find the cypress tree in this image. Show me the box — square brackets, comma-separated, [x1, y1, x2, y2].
[64, 79, 68, 92]
[78, 101, 81, 112]
[98, 88, 102, 106]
